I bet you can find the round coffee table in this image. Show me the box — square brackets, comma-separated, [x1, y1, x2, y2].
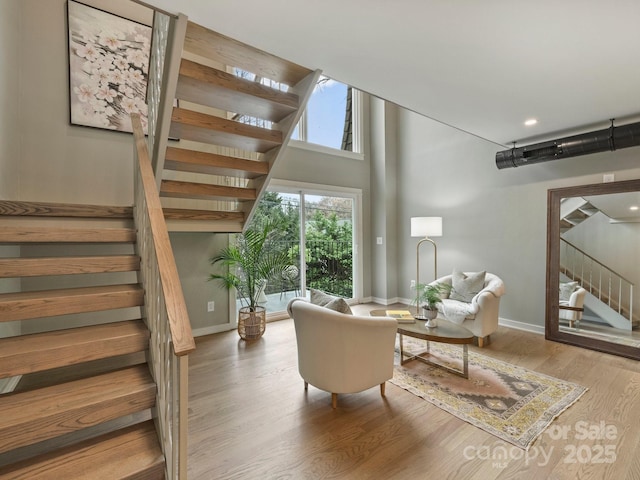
[370, 309, 474, 378]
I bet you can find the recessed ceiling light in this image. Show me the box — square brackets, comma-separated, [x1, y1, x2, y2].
[630, 205, 639, 211]
[524, 119, 538, 126]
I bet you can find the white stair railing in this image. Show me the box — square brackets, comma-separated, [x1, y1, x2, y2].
[560, 238, 634, 324]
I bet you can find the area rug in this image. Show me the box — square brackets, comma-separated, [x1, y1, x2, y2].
[390, 338, 587, 450]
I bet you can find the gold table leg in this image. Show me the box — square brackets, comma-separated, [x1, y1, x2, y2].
[399, 336, 469, 379]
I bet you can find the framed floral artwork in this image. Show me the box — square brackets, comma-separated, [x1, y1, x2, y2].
[67, 0, 151, 133]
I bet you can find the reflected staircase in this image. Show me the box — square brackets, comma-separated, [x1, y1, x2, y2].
[559, 197, 638, 329]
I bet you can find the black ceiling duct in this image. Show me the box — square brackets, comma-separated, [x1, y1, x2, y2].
[495, 121, 640, 169]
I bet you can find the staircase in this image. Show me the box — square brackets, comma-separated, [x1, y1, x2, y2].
[559, 197, 638, 329]
[560, 197, 599, 233]
[561, 238, 638, 329]
[149, 15, 320, 233]
[0, 201, 165, 478]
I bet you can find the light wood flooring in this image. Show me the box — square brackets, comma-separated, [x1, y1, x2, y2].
[187, 303, 640, 479]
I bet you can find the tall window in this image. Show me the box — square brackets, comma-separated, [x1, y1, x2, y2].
[293, 76, 361, 153]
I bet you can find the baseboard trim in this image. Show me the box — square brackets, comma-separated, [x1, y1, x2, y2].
[193, 324, 234, 337]
[370, 296, 402, 306]
[499, 317, 545, 335]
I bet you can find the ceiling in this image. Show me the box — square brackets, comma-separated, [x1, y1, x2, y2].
[144, 0, 640, 148]
[587, 193, 640, 223]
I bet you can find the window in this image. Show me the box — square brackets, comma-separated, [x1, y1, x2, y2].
[292, 76, 362, 154]
[243, 182, 363, 314]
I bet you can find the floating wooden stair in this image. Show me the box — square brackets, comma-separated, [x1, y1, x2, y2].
[0, 200, 165, 478]
[0, 320, 148, 378]
[155, 19, 320, 232]
[0, 284, 144, 322]
[0, 421, 164, 480]
[0, 365, 155, 453]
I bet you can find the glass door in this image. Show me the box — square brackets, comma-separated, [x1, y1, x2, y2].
[303, 194, 353, 298]
[250, 186, 359, 313]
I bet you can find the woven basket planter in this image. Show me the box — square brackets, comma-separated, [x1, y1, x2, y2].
[238, 306, 266, 340]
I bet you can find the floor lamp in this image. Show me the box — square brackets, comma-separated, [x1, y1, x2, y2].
[411, 216, 443, 311]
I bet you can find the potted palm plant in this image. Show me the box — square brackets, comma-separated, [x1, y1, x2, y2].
[209, 219, 292, 340]
[413, 282, 452, 327]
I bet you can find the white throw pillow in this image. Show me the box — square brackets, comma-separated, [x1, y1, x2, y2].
[559, 281, 578, 302]
[450, 270, 486, 303]
[310, 289, 353, 315]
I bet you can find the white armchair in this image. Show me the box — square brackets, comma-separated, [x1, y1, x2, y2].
[287, 298, 397, 408]
[430, 272, 505, 347]
[559, 285, 586, 328]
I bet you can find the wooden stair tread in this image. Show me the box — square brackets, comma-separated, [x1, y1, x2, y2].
[0, 255, 140, 278]
[0, 201, 132, 219]
[0, 420, 164, 480]
[0, 320, 149, 379]
[184, 21, 311, 86]
[164, 146, 269, 178]
[0, 284, 144, 322]
[160, 180, 256, 202]
[163, 207, 244, 222]
[0, 226, 136, 243]
[177, 58, 298, 123]
[0, 365, 156, 454]
[169, 107, 282, 153]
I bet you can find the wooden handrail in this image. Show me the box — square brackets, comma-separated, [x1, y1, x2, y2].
[131, 113, 195, 356]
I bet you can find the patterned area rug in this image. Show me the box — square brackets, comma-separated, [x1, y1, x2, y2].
[390, 338, 587, 450]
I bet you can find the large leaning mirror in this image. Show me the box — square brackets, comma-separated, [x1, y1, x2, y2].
[546, 178, 640, 360]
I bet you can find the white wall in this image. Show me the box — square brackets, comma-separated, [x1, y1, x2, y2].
[393, 107, 640, 328]
[170, 232, 231, 333]
[0, 0, 21, 199]
[369, 97, 400, 302]
[17, 0, 151, 205]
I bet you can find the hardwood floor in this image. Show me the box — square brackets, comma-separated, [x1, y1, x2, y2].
[187, 303, 640, 479]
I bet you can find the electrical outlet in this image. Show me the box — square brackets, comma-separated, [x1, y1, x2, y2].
[410, 280, 416, 289]
[376, 236, 383, 245]
[207, 301, 215, 312]
[603, 173, 615, 183]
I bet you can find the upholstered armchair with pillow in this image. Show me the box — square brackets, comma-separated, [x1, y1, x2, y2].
[287, 296, 397, 408]
[430, 271, 505, 347]
[559, 281, 586, 328]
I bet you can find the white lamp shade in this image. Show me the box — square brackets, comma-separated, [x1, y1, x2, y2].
[411, 216, 442, 237]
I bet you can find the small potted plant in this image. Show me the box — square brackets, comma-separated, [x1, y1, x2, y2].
[209, 219, 291, 340]
[412, 282, 452, 327]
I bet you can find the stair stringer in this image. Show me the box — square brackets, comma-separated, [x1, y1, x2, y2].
[151, 12, 188, 186]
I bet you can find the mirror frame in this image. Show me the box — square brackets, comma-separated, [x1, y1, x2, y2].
[546, 178, 640, 360]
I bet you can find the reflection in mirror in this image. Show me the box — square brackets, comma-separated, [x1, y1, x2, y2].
[546, 179, 640, 360]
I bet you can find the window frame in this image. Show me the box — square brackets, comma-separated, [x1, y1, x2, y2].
[290, 80, 364, 160]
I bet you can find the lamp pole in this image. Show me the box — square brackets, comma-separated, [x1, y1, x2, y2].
[416, 236, 437, 312]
